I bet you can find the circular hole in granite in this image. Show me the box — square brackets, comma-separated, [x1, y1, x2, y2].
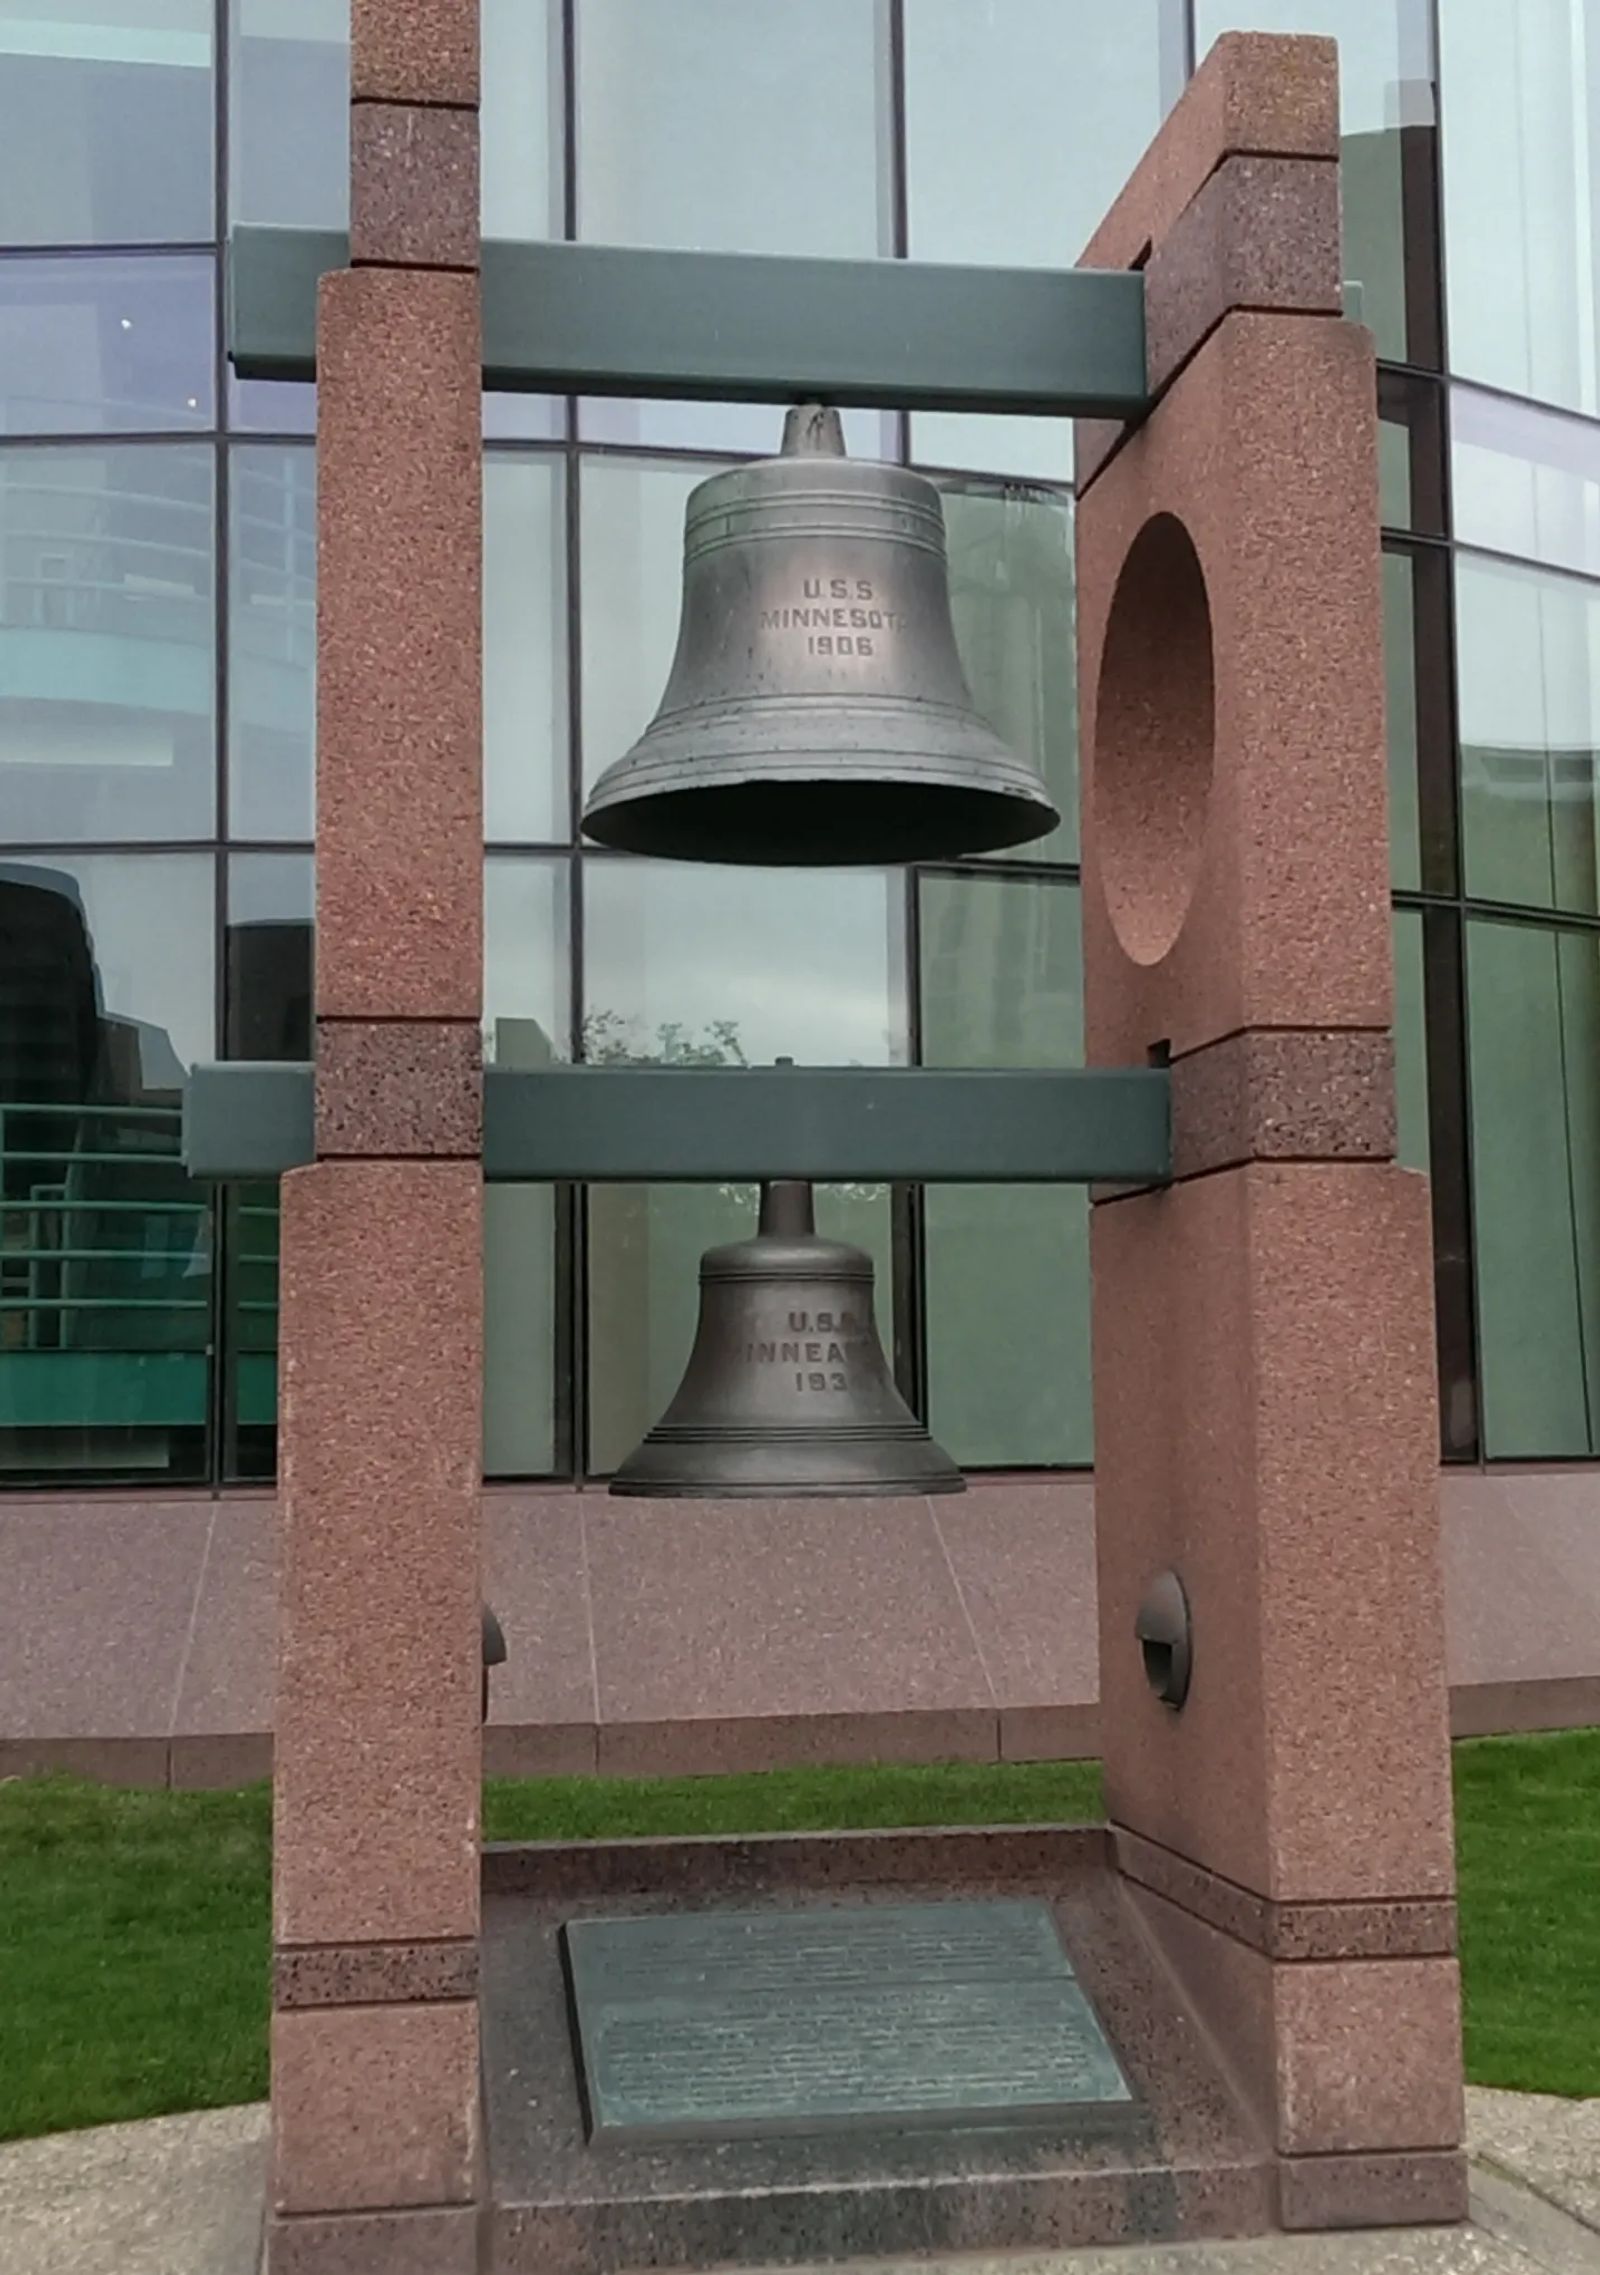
[1093, 512, 1215, 967]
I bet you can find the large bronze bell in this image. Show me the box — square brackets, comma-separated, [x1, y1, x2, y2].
[581, 405, 1059, 866]
[610, 1180, 964, 1497]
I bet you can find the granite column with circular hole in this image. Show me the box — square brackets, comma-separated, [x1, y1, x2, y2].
[1076, 33, 1463, 2232]
[265, 5, 485, 2270]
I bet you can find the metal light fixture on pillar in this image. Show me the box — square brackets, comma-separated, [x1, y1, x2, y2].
[581, 404, 1059, 866]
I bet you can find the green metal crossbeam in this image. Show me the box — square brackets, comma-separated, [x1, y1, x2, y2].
[229, 229, 1150, 417]
[183, 1064, 1171, 1187]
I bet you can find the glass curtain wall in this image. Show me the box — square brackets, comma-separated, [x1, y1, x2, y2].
[1, 0, 1580, 1480]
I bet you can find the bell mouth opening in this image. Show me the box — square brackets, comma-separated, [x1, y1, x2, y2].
[581, 779, 1059, 866]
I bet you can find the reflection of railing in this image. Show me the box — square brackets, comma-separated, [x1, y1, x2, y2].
[0, 1099, 211, 1432]
[231, 1184, 282, 1429]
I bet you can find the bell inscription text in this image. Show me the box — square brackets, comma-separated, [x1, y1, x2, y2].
[758, 577, 901, 659]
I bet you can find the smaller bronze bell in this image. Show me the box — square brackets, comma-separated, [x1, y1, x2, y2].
[610, 1180, 964, 1497]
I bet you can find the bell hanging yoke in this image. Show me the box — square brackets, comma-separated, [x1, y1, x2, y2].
[582, 405, 1059, 865]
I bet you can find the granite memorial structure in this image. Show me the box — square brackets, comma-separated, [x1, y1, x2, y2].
[185, 11, 1462, 2266]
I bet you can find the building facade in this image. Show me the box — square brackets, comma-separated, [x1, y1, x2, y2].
[1, 0, 1597, 1494]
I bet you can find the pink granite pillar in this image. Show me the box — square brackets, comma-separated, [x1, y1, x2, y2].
[1075, 35, 1464, 2232]
[267, 6, 485, 2271]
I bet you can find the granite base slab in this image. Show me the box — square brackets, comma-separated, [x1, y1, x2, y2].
[480, 1826, 1272, 2273]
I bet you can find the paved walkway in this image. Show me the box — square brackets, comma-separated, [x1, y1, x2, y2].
[2, 2091, 1597, 2275]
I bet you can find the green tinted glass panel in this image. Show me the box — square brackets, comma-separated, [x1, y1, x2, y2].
[1384, 551, 1422, 892]
[920, 875, 1089, 1467]
[1467, 917, 1600, 1455]
[1441, 0, 1600, 417]
[1393, 907, 1429, 1173]
[582, 858, 905, 1475]
[1458, 553, 1600, 918]
[943, 482, 1077, 865]
[483, 857, 569, 1476]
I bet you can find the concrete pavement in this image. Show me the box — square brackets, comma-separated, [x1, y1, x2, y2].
[2, 2089, 1597, 2275]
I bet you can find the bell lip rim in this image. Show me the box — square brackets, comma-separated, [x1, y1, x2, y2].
[580, 795, 1063, 864]
[605, 1476, 968, 1497]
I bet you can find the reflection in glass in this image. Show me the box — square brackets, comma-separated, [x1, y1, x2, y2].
[0, 852, 214, 1482]
[0, 443, 216, 841]
[1452, 386, 1600, 582]
[485, 455, 567, 843]
[229, 0, 560, 239]
[1440, 0, 1600, 417]
[579, 454, 734, 793]
[222, 854, 313, 1481]
[1467, 918, 1600, 1455]
[229, 0, 347, 230]
[576, 0, 890, 257]
[920, 874, 1088, 1466]
[905, 0, 1183, 477]
[584, 860, 905, 1070]
[578, 399, 892, 459]
[582, 856, 905, 1473]
[483, 857, 570, 1476]
[0, 2, 213, 247]
[1197, 0, 1437, 364]
[230, 444, 315, 842]
[943, 480, 1076, 863]
[226, 853, 313, 1061]
[1457, 552, 1600, 916]
[0, 256, 213, 435]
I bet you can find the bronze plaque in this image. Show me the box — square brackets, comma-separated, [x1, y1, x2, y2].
[563, 1900, 1133, 2142]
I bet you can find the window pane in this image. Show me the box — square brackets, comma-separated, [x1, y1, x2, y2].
[0, 3, 213, 248]
[485, 855, 571, 1063]
[579, 454, 734, 795]
[582, 857, 904, 1474]
[919, 873, 1088, 1467]
[578, 400, 892, 459]
[1467, 917, 1600, 1455]
[1198, 0, 1438, 365]
[0, 254, 212, 435]
[575, 0, 890, 257]
[229, 443, 315, 841]
[1393, 905, 1429, 1172]
[1452, 385, 1600, 581]
[485, 454, 567, 843]
[905, 0, 1183, 478]
[1377, 369, 1446, 535]
[1383, 549, 1421, 890]
[229, 0, 346, 230]
[226, 853, 313, 1060]
[943, 480, 1077, 863]
[0, 852, 214, 1484]
[231, 450, 570, 847]
[1457, 552, 1600, 916]
[221, 853, 312, 1482]
[1441, 0, 1600, 417]
[484, 857, 569, 1477]
[0, 442, 216, 840]
[230, 0, 560, 240]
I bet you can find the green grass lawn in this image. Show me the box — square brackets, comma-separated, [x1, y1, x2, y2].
[0, 1734, 1595, 2143]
